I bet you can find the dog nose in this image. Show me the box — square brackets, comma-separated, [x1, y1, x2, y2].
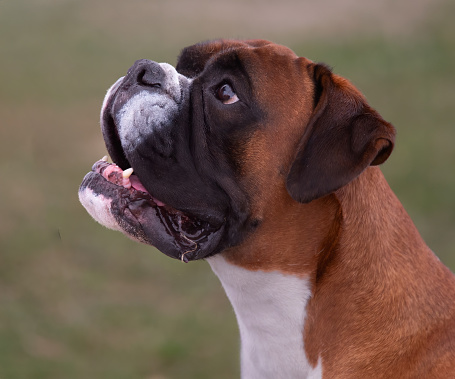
[129, 59, 166, 88]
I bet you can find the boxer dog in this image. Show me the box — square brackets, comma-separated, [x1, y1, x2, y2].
[79, 39, 455, 378]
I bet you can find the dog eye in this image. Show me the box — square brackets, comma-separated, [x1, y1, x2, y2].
[216, 83, 239, 104]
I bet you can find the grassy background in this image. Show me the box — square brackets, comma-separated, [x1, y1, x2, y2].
[0, 0, 454, 378]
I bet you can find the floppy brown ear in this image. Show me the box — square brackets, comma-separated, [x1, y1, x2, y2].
[286, 64, 396, 203]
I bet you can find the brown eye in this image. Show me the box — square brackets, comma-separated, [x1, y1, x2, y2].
[216, 83, 239, 104]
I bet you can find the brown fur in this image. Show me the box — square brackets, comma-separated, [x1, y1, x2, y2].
[219, 42, 455, 377]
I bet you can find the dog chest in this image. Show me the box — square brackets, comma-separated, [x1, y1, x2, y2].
[208, 255, 321, 379]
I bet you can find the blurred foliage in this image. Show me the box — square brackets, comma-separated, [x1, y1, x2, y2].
[0, 0, 454, 378]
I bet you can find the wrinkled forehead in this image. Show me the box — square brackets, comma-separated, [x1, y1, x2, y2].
[176, 39, 300, 79]
[176, 39, 315, 123]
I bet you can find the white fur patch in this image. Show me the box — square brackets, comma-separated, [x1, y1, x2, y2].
[112, 63, 189, 155]
[308, 357, 323, 379]
[78, 187, 122, 232]
[159, 62, 185, 103]
[208, 255, 321, 379]
[101, 76, 124, 117]
[115, 90, 178, 153]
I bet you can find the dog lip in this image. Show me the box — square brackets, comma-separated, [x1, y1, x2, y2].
[92, 159, 224, 228]
[91, 159, 165, 206]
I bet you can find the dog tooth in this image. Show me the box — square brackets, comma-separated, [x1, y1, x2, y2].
[101, 155, 109, 162]
[122, 168, 134, 179]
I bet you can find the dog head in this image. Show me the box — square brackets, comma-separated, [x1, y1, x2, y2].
[79, 39, 395, 262]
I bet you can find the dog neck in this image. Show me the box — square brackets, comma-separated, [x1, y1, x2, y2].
[207, 255, 321, 379]
[208, 167, 455, 378]
[207, 170, 342, 378]
[303, 167, 455, 374]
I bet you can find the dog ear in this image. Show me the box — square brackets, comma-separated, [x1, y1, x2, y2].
[286, 64, 396, 203]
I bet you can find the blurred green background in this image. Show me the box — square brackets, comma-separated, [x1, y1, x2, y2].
[0, 0, 454, 378]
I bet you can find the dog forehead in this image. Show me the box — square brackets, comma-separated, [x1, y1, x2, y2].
[176, 39, 301, 78]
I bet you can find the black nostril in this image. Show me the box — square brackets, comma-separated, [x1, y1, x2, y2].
[138, 69, 162, 88]
[135, 61, 165, 88]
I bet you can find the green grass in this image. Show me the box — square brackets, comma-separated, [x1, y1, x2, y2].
[0, 0, 454, 377]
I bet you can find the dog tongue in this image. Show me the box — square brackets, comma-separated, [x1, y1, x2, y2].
[130, 175, 166, 207]
[130, 175, 148, 193]
[96, 160, 165, 206]
[101, 163, 148, 193]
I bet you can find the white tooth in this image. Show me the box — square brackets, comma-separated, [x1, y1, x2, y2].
[101, 155, 109, 162]
[122, 168, 134, 179]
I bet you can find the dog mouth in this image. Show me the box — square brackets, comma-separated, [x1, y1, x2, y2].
[79, 157, 223, 262]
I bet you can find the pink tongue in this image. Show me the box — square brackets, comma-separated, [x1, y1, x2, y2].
[130, 175, 166, 206]
[99, 162, 166, 206]
[130, 175, 149, 193]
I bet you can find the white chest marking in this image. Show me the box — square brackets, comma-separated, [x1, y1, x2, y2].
[208, 255, 322, 379]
